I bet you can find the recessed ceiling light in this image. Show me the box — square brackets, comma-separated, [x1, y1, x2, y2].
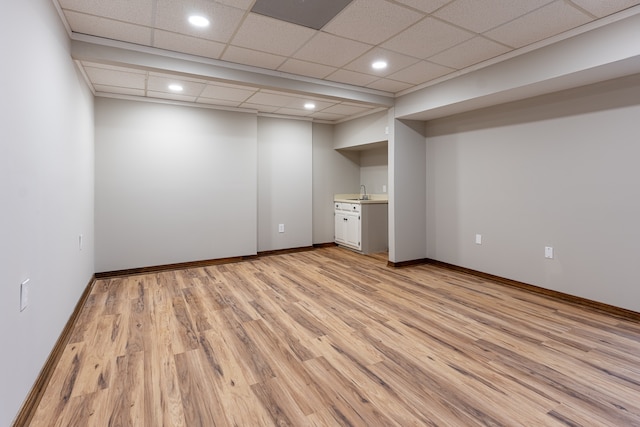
[372, 60, 388, 70]
[304, 102, 316, 110]
[168, 84, 183, 92]
[188, 15, 210, 27]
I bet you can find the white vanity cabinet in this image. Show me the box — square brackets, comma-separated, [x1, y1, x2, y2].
[334, 201, 388, 253]
[334, 202, 361, 250]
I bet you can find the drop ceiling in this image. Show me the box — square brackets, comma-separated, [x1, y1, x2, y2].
[55, 0, 640, 122]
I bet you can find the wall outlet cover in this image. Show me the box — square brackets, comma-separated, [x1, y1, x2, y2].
[545, 246, 554, 259]
[20, 279, 30, 312]
[475, 234, 482, 245]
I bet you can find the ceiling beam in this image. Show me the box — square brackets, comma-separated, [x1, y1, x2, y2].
[70, 35, 394, 108]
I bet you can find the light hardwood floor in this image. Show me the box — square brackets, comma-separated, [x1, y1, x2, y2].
[29, 247, 640, 426]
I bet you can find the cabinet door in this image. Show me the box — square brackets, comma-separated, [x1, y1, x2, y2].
[334, 211, 347, 244]
[344, 213, 361, 249]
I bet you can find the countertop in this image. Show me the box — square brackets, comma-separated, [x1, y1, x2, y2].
[334, 193, 388, 204]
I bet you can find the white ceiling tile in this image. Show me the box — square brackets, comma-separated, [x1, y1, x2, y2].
[325, 69, 379, 86]
[64, 11, 153, 45]
[273, 107, 313, 117]
[230, 13, 316, 56]
[278, 59, 337, 79]
[244, 91, 300, 108]
[93, 85, 146, 97]
[204, 80, 260, 91]
[214, 0, 255, 10]
[239, 102, 280, 113]
[570, 0, 640, 18]
[321, 103, 372, 115]
[382, 17, 475, 59]
[323, 0, 424, 45]
[147, 91, 198, 102]
[83, 66, 147, 89]
[366, 78, 413, 93]
[222, 46, 287, 70]
[342, 101, 376, 107]
[428, 36, 511, 69]
[153, 30, 226, 59]
[434, 0, 555, 32]
[195, 97, 243, 107]
[310, 111, 344, 121]
[486, 2, 592, 48]
[283, 97, 337, 111]
[393, 0, 452, 14]
[387, 60, 454, 84]
[199, 84, 256, 102]
[343, 48, 421, 77]
[148, 71, 206, 83]
[293, 32, 373, 68]
[310, 99, 341, 110]
[81, 61, 146, 74]
[59, 0, 154, 25]
[154, 0, 245, 43]
[147, 75, 206, 96]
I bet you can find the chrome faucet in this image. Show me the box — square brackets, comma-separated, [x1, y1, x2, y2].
[360, 184, 368, 200]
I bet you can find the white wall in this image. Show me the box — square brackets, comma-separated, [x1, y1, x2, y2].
[258, 117, 313, 251]
[0, 0, 95, 424]
[425, 74, 640, 312]
[334, 110, 388, 149]
[95, 98, 257, 271]
[312, 123, 360, 244]
[388, 115, 427, 263]
[360, 145, 388, 195]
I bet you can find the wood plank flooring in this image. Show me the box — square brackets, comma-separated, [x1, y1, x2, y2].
[29, 247, 640, 426]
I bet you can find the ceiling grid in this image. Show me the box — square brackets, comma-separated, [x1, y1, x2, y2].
[54, 0, 640, 122]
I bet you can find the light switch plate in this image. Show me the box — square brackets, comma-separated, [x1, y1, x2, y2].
[545, 246, 554, 259]
[20, 279, 29, 312]
[475, 234, 482, 245]
[278, 224, 285, 233]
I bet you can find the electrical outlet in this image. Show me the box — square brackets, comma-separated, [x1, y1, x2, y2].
[545, 246, 554, 259]
[475, 234, 482, 245]
[382, 185, 387, 193]
[20, 279, 30, 312]
[278, 224, 285, 233]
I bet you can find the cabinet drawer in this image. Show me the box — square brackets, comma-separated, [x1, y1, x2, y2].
[335, 202, 361, 212]
[347, 203, 361, 213]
